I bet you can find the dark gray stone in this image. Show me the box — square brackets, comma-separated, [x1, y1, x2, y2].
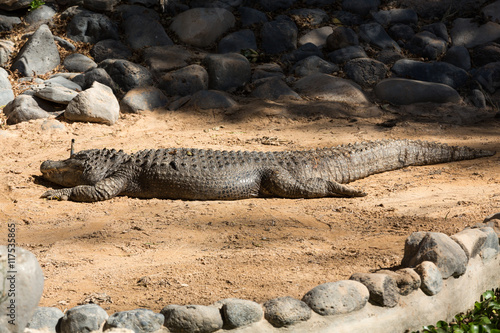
[161, 305, 223, 333]
[302, 280, 369, 315]
[66, 11, 119, 44]
[377, 268, 421, 296]
[342, 0, 380, 16]
[35, 84, 79, 104]
[252, 63, 285, 83]
[443, 45, 470, 70]
[83, 0, 120, 11]
[472, 43, 500, 67]
[331, 10, 363, 25]
[85, 66, 118, 91]
[115, 4, 160, 21]
[263, 296, 311, 327]
[65, 81, 119, 125]
[360, 22, 401, 51]
[401, 232, 468, 279]
[2, 94, 57, 125]
[184, 90, 238, 110]
[326, 26, 359, 51]
[203, 53, 251, 91]
[218, 29, 257, 54]
[290, 8, 329, 26]
[0, 0, 32, 11]
[372, 8, 418, 26]
[469, 89, 487, 108]
[143, 45, 194, 78]
[0, 40, 14, 66]
[422, 22, 449, 43]
[213, 298, 263, 329]
[0, 67, 14, 106]
[483, 0, 500, 23]
[281, 42, 323, 65]
[26, 307, 64, 333]
[24, 4, 57, 26]
[344, 57, 387, 87]
[158, 64, 209, 97]
[451, 18, 500, 48]
[294, 73, 370, 105]
[91, 39, 132, 63]
[60, 304, 109, 333]
[252, 77, 301, 100]
[46, 76, 83, 91]
[350, 273, 399, 307]
[376, 49, 404, 64]
[11, 24, 60, 77]
[407, 31, 447, 60]
[238, 7, 267, 27]
[261, 17, 298, 55]
[63, 53, 97, 72]
[293, 55, 339, 77]
[474, 62, 500, 93]
[451, 229, 488, 260]
[54, 36, 76, 51]
[391, 59, 469, 89]
[104, 309, 164, 333]
[375, 78, 461, 105]
[388, 24, 415, 43]
[0, 14, 21, 31]
[298, 26, 333, 48]
[328, 45, 367, 64]
[122, 14, 173, 50]
[259, 0, 296, 11]
[170, 8, 235, 48]
[414, 261, 443, 296]
[120, 86, 168, 113]
[99, 59, 153, 93]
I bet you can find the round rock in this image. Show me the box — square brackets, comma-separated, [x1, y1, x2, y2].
[204, 53, 251, 91]
[161, 304, 223, 333]
[63, 53, 97, 72]
[302, 280, 369, 315]
[158, 64, 208, 97]
[60, 304, 109, 333]
[213, 298, 263, 329]
[99, 59, 153, 93]
[26, 307, 64, 332]
[91, 39, 132, 63]
[218, 29, 257, 54]
[344, 57, 387, 87]
[184, 90, 238, 110]
[350, 273, 399, 307]
[261, 17, 298, 55]
[414, 261, 443, 296]
[104, 309, 164, 332]
[252, 77, 301, 100]
[120, 86, 168, 113]
[66, 12, 119, 44]
[326, 26, 359, 51]
[263, 296, 311, 328]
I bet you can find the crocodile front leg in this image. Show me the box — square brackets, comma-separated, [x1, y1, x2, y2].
[261, 169, 367, 198]
[41, 175, 128, 202]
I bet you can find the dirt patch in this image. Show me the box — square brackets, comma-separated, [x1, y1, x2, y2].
[0, 100, 499, 314]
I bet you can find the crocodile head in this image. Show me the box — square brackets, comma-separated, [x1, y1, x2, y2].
[41, 148, 129, 187]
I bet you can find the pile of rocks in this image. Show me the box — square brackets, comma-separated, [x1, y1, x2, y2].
[3, 213, 500, 333]
[0, 0, 499, 126]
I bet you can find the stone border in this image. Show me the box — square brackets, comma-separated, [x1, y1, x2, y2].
[4, 214, 500, 333]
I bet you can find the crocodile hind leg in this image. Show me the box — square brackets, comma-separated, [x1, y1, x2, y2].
[260, 170, 366, 198]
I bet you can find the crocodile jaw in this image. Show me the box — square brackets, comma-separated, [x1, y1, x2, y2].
[40, 159, 85, 187]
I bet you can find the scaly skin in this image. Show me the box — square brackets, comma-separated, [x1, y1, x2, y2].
[40, 139, 495, 202]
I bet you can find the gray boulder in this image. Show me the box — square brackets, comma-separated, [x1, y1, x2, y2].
[290, 8, 329, 26]
[252, 77, 301, 100]
[11, 24, 60, 76]
[91, 39, 132, 63]
[204, 53, 251, 91]
[451, 229, 488, 260]
[0, 14, 21, 32]
[35, 84, 79, 104]
[293, 55, 339, 77]
[65, 81, 120, 125]
[218, 29, 257, 54]
[294, 73, 370, 105]
[60, 304, 109, 333]
[328, 45, 367, 64]
[350, 273, 400, 307]
[261, 17, 298, 55]
[120, 86, 168, 113]
[474, 62, 500, 93]
[213, 298, 263, 329]
[0, 0, 32, 10]
[483, 0, 500, 23]
[451, 18, 500, 48]
[302, 280, 369, 315]
[263, 296, 311, 327]
[99, 59, 153, 93]
[2, 95, 58, 125]
[83, 67, 118, 92]
[372, 8, 418, 26]
[0, 67, 14, 106]
[326, 26, 359, 51]
[359, 22, 400, 51]
[374, 78, 461, 105]
[46, 76, 82, 91]
[414, 261, 443, 296]
[63, 53, 97, 72]
[0, 246, 44, 333]
[377, 268, 421, 296]
[161, 304, 223, 333]
[24, 5, 56, 26]
[443, 45, 471, 70]
[391, 59, 468, 89]
[122, 14, 173, 50]
[472, 43, 500, 67]
[143, 45, 194, 78]
[401, 232, 468, 279]
[407, 31, 447, 60]
[170, 8, 235, 48]
[344, 57, 387, 87]
[0, 40, 14, 66]
[26, 307, 64, 333]
[104, 309, 164, 333]
[66, 11, 119, 44]
[298, 26, 332, 48]
[158, 64, 208, 97]
[239, 7, 267, 27]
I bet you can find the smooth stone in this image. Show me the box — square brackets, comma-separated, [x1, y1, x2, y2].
[472, 43, 500, 67]
[375, 78, 461, 105]
[299, 26, 333, 48]
[469, 89, 487, 108]
[11, 24, 60, 76]
[252, 77, 301, 100]
[478, 227, 500, 260]
[0, 39, 14, 66]
[388, 24, 414, 42]
[120, 86, 168, 113]
[294, 73, 370, 105]
[66, 11, 119, 44]
[203, 53, 251, 91]
[359, 22, 400, 51]
[91, 39, 132, 63]
[328, 45, 367, 64]
[422, 22, 449, 42]
[115, 4, 160, 21]
[261, 17, 298, 55]
[218, 29, 257, 54]
[281, 42, 323, 65]
[158, 64, 209, 97]
[443, 45, 471, 70]
[342, 0, 380, 16]
[0, 67, 14, 106]
[2, 95, 56, 125]
[35, 84, 79, 104]
[474, 62, 500, 93]
[377, 268, 421, 296]
[344, 57, 387, 87]
[0, 15, 21, 31]
[302, 280, 369, 315]
[26, 307, 64, 333]
[170, 8, 235, 48]
[24, 5, 57, 26]
[213, 298, 263, 329]
[238, 7, 267, 27]
[375, 49, 404, 64]
[407, 31, 447, 60]
[451, 18, 500, 48]
[350, 273, 400, 307]
[259, 0, 296, 11]
[122, 14, 173, 50]
[64, 81, 120, 125]
[252, 63, 285, 83]
[326, 26, 359, 51]
[104, 309, 164, 333]
[372, 8, 418, 26]
[414, 261, 443, 296]
[161, 305, 223, 333]
[46, 76, 82, 91]
[0, 246, 45, 333]
[482, 0, 500, 23]
[293, 55, 339, 77]
[142, 45, 194, 78]
[0, 0, 32, 10]
[41, 119, 66, 131]
[451, 229, 488, 260]
[83, 67, 118, 92]
[99, 59, 153, 93]
[60, 304, 109, 333]
[184, 90, 238, 110]
[263, 296, 311, 328]
[63, 53, 97, 72]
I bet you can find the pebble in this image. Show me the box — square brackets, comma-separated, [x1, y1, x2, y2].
[263, 296, 311, 327]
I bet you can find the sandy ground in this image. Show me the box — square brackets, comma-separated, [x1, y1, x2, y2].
[0, 99, 499, 314]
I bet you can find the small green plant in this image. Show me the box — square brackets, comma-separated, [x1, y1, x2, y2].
[29, 0, 45, 11]
[416, 290, 500, 333]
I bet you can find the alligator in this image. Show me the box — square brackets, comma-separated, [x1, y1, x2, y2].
[40, 139, 495, 202]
